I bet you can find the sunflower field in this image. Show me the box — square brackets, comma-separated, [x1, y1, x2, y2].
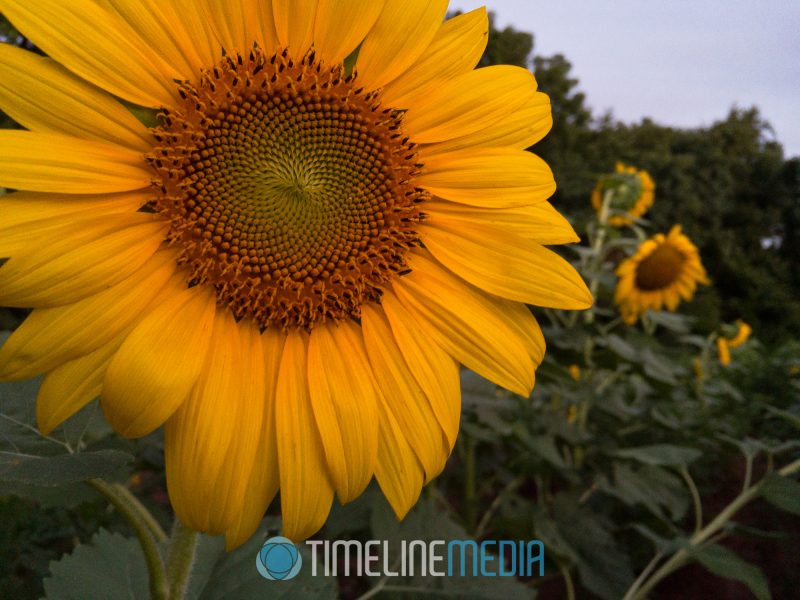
[1, 4, 799, 600]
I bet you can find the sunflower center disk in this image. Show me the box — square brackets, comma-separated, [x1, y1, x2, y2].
[147, 48, 425, 329]
[635, 244, 685, 291]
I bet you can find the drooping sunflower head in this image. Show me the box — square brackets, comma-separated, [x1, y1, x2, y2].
[715, 319, 752, 367]
[0, 0, 591, 549]
[614, 225, 709, 324]
[591, 162, 655, 227]
[717, 337, 731, 367]
[724, 320, 752, 349]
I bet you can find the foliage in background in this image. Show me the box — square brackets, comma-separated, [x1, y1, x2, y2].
[2, 10, 800, 600]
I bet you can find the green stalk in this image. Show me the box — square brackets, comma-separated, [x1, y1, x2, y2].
[166, 520, 200, 600]
[88, 479, 168, 600]
[629, 458, 800, 600]
[583, 189, 613, 325]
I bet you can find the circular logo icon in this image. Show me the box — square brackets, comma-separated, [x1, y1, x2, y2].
[256, 536, 302, 581]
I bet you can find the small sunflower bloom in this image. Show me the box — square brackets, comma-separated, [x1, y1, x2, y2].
[726, 320, 752, 349]
[0, 0, 591, 548]
[717, 337, 731, 367]
[568, 364, 581, 381]
[614, 225, 709, 324]
[591, 162, 655, 227]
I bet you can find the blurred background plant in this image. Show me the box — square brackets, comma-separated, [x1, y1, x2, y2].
[2, 11, 799, 600]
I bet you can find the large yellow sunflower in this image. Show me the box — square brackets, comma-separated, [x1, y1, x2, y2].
[0, 0, 591, 548]
[591, 162, 655, 227]
[615, 225, 709, 324]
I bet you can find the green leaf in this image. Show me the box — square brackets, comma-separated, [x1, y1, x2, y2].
[43, 529, 149, 600]
[0, 376, 52, 454]
[764, 405, 800, 430]
[641, 348, 679, 385]
[646, 310, 692, 333]
[605, 334, 638, 362]
[550, 494, 634, 600]
[612, 444, 701, 466]
[598, 463, 688, 521]
[0, 449, 132, 486]
[630, 525, 686, 554]
[760, 473, 800, 516]
[693, 544, 771, 600]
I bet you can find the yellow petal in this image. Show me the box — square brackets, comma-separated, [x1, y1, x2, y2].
[276, 330, 334, 541]
[0, 131, 151, 194]
[106, 0, 219, 78]
[419, 221, 592, 309]
[313, 0, 384, 66]
[0, 191, 145, 236]
[379, 290, 462, 442]
[0, 196, 151, 259]
[36, 333, 121, 435]
[198, 0, 277, 55]
[307, 321, 378, 503]
[102, 283, 216, 439]
[403, 66, 537, 144]
[164, 0, 222, 65]
[374, 394, 425, 520]
[420, 92, 552, 155]
[1, 212, 149, 266]
[0, 45, 150, 151]
[424, 198, 579, 244]
[0, 215, 168, 308]
[272, 0, 318, 56]
[417, 148, 556, 208]
[36, 266, 180, 435]
[381, 7, 488, 108]
[165, 312, 264, 534]
[225, 327, 284, 550]
[355, 0, 448, 91]
[361, 304, 451, 479]
[0, 0, 175, 107]
[390, 253, 537, 395]
[0, 250, 175, 381]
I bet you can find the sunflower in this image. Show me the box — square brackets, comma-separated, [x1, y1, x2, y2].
[614, 225, 709, 324]
[716, 320, 751, 367]
[0, 0, 591, 548]
[716, 337, 731, 367]
[591, 162, 655, 227]
[726, 320, 752, 349]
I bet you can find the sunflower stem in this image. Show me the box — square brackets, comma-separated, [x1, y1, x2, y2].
[166, 520, 200, 600]
[628, 457, 800, 600]
[583, 189, 614, 325]
[87, 479, 168, 600]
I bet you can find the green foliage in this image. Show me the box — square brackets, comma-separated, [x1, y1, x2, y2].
[760, 473, 800, 516]
[692, 544, 770, 600]
[44, 530, 150, 600]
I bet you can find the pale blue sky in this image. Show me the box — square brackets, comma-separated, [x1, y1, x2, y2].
[450, 0, 800, 157]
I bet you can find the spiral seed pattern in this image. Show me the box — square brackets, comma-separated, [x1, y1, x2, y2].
[147, 48, 425, 329]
